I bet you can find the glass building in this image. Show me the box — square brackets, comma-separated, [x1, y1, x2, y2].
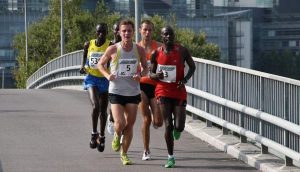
[0, 0, 49, 88]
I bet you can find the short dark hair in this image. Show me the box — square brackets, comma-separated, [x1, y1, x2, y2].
[96, 23, 108, 32]
[119, 19, 135, 30]
[140, 19, 154, 29]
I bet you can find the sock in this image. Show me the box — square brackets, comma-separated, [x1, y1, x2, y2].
[168, 155, 174, 159]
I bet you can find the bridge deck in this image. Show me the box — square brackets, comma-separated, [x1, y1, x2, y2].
[0, 89, 290, 172]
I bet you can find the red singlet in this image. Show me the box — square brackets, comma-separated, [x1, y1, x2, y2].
[139, 40, 158, 85]
[155, 44, 186, 100]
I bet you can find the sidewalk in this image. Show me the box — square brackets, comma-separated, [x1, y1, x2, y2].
[184, 115, 300, 172]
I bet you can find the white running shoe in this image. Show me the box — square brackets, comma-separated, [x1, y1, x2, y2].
[107, 115, 114, 135]
[142, 151, 151, 161]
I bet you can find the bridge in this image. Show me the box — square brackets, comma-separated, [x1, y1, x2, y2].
[3, 50, 300, 171]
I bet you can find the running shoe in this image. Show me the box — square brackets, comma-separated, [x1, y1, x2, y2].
[112, 132, 121, 152]
[173, 129, 181, 140]
[90, 132, 99, 149]
[164, 157, 175, 168]
[142, 151, 151, 161]
[107, 114, 114, 135]
[97, 136, 105, 152]
[120, 152, 133, 165]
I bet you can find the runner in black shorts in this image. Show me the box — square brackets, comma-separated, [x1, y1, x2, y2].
[138, 20, 163, 161]
[109, 93, 141, 106]
[140, 83, 155, 99]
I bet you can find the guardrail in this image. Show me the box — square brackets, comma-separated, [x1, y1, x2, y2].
[186, 58, 300, 166]
[27, 51, 300, 166]
[26, 50, 84, 89]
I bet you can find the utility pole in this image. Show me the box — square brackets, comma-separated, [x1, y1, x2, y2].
[0, 67, 4, 89]
[24, 0, 28, 71]
[135, 0, 141, 43]
[60, 0, 64, 56]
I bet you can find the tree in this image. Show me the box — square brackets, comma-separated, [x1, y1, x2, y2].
[253, 49, 299, 80]
[148, 15, 220, 61]
[13, 1, 219, 88]
[13, 0, 121, 88]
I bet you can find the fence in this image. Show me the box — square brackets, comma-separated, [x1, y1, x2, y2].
[27, 50, 300, 166]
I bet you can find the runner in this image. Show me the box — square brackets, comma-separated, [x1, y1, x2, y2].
[79, 23, 111, 152]
[150, 25, 196, 168]
[138, 19, 163, 161]
[98, 19, 148, 165]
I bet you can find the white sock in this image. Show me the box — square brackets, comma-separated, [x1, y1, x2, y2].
[168, 155, 174, 159]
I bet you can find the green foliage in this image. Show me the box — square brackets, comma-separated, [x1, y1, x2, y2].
[147, 15, 166, 41]
[146, 15, 220, 61]
[13, 0, 220, 88]
[13, 0, 121, 88]
[253, 50, 300, 80]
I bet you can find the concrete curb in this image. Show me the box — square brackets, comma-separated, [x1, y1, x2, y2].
[184, 115, 300, 172]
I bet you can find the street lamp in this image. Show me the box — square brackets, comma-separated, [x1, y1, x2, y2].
[24, 0, 28, 71]
[135, 0, 141, 42]
[0, 67, 4, 89]
[61, 0, 64, 55]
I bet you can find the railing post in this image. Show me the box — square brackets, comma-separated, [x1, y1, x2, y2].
[205, 63, 212, 127]
[221, 67, 227, 133]
[238, 71, 246, 142]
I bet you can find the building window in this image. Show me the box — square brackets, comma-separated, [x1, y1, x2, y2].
[289, 40, 296, 47]
[268, 30, 275, 37]
[8, 0, 17, 11]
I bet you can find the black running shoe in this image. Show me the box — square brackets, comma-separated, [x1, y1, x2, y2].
[90, 132, 99, 149]
[97, 136, 105, 152]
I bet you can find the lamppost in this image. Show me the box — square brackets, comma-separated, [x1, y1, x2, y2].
[61, 0, 64, 56]
[135, 0, 141, 42]
[0, 67, 4, 89]
[24, 0, 28, 71]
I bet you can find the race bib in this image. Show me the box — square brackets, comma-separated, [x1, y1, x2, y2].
[118, 58, 138, 77]
[157, 64, 177, 83]
[88, 52, 104, 69]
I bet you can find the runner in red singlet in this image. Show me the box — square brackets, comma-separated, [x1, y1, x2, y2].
[150, 25, 196, 168]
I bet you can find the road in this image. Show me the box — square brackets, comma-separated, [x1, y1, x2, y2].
[0, 89, 258, 172]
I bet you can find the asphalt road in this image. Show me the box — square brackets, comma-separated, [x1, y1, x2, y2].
[0, 89, 259, 172]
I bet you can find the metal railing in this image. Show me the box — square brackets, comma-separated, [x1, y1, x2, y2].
[26, 50, 84, 89]
[186, 58, 300, 166]
[26, 51, 300, 166]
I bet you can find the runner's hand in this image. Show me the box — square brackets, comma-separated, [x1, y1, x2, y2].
[132, 73, 141, 82]
[177, 78, 187, 89]
[79, 67, 86, 74]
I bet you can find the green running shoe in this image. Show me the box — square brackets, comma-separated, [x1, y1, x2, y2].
[164, 157, 175, 168]
[120, 152, 133, 165]
[112, 132, 121, 152]
[173, 129, 181, 140]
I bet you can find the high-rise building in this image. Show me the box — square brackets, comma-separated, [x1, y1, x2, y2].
[0, 0, 49, 88]
[0, 0, 97, 88]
